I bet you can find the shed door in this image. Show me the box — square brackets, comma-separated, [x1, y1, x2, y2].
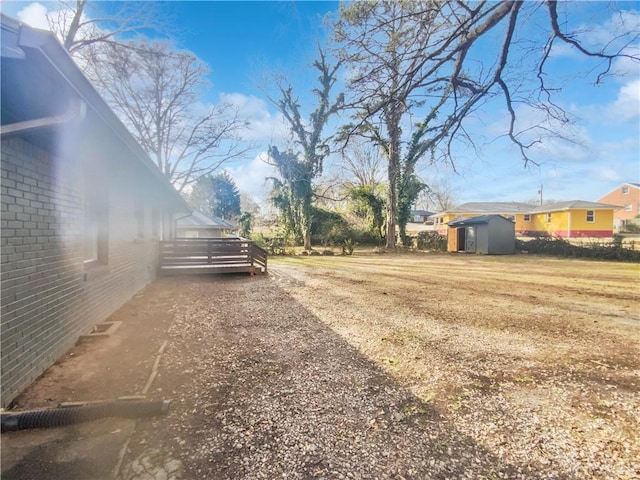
[465, 226, 476, 252]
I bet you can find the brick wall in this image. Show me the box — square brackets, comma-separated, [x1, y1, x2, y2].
[1, 136, 162, 407]
[598, 184, 640, 226]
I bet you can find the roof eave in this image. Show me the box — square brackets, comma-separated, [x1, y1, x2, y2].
[2, 15, 190, 213]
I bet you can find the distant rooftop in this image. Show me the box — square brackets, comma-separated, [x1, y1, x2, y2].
[443, 202, 535, 214]
[528, 200, 622, 213]
[177, 210, 238, 229]
[437, 200, 621, 215]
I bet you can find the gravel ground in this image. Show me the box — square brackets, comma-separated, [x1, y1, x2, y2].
[119, 254, 639, 480]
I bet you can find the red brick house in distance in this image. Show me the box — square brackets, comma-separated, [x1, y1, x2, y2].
[597, 183, 640, 231]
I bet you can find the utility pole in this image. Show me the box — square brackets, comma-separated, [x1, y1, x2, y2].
[538, 184, 543, 205]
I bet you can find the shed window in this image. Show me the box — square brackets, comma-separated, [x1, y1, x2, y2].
[586, 210, 595, 222]
[545, 213, 551, 223]
[523, 214, 531, 222]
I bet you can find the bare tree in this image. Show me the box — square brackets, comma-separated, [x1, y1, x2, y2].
[46, 0, 170, 56]
[418, 180, 457, 212]
[339, 138, 385, 191]
[88, 40, 251, 192]
[334, 1, 639, 248]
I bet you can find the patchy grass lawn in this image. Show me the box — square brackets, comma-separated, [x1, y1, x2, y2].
[271, 252, 640, 478]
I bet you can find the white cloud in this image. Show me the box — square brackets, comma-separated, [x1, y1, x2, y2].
[17, 2, 49, 30]
[594, 166, 624, 183]
[227, 152, 278, 204]
[605, 79, 640, 122]
[219, 92, 288, 143]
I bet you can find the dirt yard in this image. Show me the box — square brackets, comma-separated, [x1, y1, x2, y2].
[5, 252, 639, 479]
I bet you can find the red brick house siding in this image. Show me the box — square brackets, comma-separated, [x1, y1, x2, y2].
[597, 183, 640, 228]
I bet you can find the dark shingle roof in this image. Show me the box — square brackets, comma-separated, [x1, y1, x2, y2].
[448, 214, 515, 227]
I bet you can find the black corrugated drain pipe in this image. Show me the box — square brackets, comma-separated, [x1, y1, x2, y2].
[1, 399, 171, 433]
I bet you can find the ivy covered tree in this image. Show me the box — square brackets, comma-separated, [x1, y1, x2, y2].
[350, 185, 385, 241]
[268, 146, 310, 245]
[267, 48, 343, 250]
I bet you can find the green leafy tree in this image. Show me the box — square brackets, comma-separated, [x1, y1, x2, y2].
[189, 171, 241, 220]
[210, 172, 241, 220]
[238, 212, 252, 238]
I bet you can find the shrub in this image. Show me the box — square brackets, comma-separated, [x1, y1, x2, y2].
[621, 222, 640, 233]
[517, 236, 640, 262]
[310, 207, 351, 247]
[342, 237, 355, 255]
[350, 229, 384, 246]
[416, 231, 447, 251]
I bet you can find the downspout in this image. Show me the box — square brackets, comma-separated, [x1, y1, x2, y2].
[0, 99, 86, 138]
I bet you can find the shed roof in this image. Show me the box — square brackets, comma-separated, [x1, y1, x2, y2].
[177, 211, 238, 229]
[448, 214, 515, 227]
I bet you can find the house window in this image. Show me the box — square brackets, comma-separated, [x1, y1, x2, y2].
[84, 188, 108, 265]
[622, 186, 629, 194]
[624, 204, 633, 212]
[523, 214, 531, 222]
[545, 213, 551, 223]
[586, 210, 595, 222]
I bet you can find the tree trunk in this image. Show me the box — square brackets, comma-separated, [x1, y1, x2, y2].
[302, 196, 313, 251]
[63, 0, 86, 51]
[385, 104, 402, 250]
[385, 184, 396, 249]
[303, 231, 312, 251]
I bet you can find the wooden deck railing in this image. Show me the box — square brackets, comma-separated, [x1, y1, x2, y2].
[159, 238, 267, 275]
[250, 242, 268, 272]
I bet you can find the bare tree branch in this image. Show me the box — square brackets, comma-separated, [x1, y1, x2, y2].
[88, 40, 252, 192]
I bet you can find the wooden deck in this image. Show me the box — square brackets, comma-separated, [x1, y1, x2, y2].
[158, 238, 267, 275]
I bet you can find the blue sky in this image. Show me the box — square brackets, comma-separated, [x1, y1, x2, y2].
[3, 0, 639, 208]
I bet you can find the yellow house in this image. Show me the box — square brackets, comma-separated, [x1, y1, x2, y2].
[433, 202, 535, 235]
[434, 201, 619, 238]
[524, 201, 619, 238]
